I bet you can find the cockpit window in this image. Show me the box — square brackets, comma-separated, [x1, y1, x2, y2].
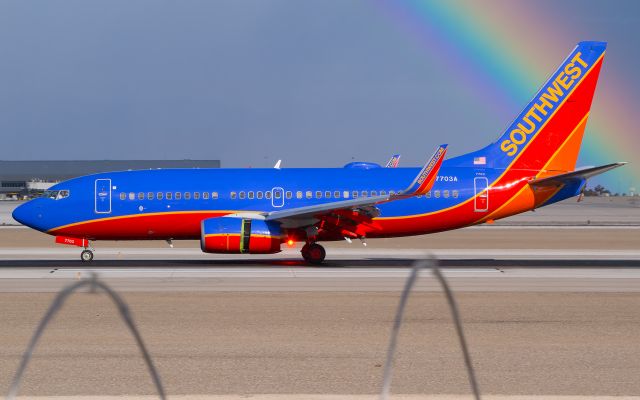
[43, 190, 70, 200]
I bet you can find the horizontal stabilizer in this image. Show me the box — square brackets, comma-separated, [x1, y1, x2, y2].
[529, 162, 627, 188]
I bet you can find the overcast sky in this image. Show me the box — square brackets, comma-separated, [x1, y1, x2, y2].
[1, 0, 638, 191]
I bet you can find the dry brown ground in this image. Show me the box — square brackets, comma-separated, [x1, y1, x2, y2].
[1, 292, 640, 396]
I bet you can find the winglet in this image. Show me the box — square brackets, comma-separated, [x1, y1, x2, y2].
[385, 154, 401, 168]
[402, 144, 448, 196]
[274, 160, 282, 169]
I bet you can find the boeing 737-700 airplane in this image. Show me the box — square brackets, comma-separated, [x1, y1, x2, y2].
[13, 41, 625, 264]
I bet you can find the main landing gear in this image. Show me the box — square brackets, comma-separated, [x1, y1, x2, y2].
[301, 242, 326, 265]
[80, 249, 94, 262]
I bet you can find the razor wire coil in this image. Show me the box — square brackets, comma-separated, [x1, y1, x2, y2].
[380, 257, 481, 400]
[6, 273, 166, 400]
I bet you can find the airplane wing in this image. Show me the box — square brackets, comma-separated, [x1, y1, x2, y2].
[529, 162, 627, 188]
[384, 154, 401, 168]
[264, 145, 447, 228]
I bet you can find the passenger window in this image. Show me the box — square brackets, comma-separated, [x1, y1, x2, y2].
[119, 193, 126, 201]
[248, 191, 255, 199]
[212, 192, 218, 199]
[147, 192, 154, 200]
[129, 192, 135, 200]
[306, 191, 312, 199]
[452, 190, 459, 199]
[296, 191, 302, 199]
[230, 191, 237, 200]
[334, 191, 340, 199]
[286, 191, 292, 199]
[343, 191, 350, 199]
[203, 192, 209, 200]
[434, 190, 441, 198]
[443, 190, 450, 198]
[265, 191, 272, 199]
[239, 191, 246, 199]
[257, 191, 263, 199]
[138, 192, 144, 200]
[325, 191, 331, 199]
[194, 192, 200, 200]
[166, 192, 173, 200]
[274, 191, 281, 199]
[315, 191, 322, 199]
[361, 191, 368, 197]
[426, 191, 431, 198]
[185, 192, 191, 200]
[175, 192, 182, 200]
[380, 190, 387, 196]
[371, 190, 378, 197]
[157, 192, 164, 200]
[389, 190, 395, 196]
[352, 191, 359, 198]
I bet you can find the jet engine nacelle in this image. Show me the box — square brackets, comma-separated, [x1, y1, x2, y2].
[200, 217, 282, 254]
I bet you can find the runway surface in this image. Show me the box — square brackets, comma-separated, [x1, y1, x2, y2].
[2, 227, 640, 397]
[2, 261, 640, 292]
[1, 226, 639, 292]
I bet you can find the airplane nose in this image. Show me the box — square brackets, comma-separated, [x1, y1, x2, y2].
[12, 201, 41, 229]
[12, 202, 29, 225]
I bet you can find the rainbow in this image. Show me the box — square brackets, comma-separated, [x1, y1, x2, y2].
[376, 0, 638, 193]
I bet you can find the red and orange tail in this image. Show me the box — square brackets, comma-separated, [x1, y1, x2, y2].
[451, 41, 606, 176]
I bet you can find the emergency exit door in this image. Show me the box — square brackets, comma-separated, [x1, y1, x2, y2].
[474, 177, 489, 212]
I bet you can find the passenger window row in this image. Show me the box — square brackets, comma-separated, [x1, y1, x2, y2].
[117, 189, 460, 201]
[119, 192, 219, 201]
[229, 190, 403, 200]
[425, 190, 459, 199]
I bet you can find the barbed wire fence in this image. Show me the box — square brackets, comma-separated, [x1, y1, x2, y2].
[6, 259, 479, 400]
[380, 257, 481, 400]
[6, 272, 166, 400]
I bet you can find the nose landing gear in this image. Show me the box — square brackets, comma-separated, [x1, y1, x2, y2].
[54, 236, 95, 262]
[80, 249, 94, 262]
[301, 242, 326, 265]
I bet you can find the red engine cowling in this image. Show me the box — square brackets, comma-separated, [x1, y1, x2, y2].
[200, 217, 282, 254]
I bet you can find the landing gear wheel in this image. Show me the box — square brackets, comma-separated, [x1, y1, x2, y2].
[80, 249, 94, 262]
[301, 243, 326, 265]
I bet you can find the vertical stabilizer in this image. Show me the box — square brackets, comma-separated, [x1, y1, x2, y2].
[450, 41, 606, 175]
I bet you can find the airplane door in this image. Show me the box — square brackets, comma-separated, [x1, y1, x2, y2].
[474, 177, 489, 212]
[271, 187, 284, 208]
[95, 178, 112, 214]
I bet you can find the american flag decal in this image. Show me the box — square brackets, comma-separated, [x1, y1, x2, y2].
[474, 156, 486, 165]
